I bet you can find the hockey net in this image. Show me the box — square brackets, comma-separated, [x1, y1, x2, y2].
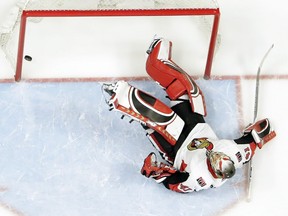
[0, 0, 220, 81]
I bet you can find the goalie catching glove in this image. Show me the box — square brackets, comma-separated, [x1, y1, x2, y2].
[244, 118, 276, 149]
[141, 152, 177, 183]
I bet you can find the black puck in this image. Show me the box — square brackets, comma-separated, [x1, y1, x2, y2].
[24, 55, 32, 61]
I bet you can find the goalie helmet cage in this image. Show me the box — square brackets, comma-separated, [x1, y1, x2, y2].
[3, 0, 220, 82]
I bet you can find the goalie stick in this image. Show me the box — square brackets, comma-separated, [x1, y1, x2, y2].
[247, 44, 274, 202]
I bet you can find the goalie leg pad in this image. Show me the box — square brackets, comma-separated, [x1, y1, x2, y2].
[105, 81, 185, 145]
[146, 37, 206, 116]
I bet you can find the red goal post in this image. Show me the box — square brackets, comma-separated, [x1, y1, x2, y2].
[1, 0, 220, 81]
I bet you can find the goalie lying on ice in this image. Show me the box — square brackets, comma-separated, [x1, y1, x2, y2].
[102, 37, 276, 193]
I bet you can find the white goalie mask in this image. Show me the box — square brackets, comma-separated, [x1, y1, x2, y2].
[207, 150, 235, 179]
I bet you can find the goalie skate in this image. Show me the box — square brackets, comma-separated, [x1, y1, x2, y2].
[102, 83, 115, 96]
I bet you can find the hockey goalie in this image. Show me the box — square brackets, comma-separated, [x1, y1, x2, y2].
[102, 37, 276, 193]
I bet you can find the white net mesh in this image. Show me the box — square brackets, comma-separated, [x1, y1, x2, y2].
[23, 0, 218, 10]
[0, 0, 219, 79]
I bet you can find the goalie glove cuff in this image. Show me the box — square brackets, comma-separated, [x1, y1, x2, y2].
[244, 118, 276, 149]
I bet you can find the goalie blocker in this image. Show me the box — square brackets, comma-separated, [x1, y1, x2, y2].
[243, 118, 276, 149]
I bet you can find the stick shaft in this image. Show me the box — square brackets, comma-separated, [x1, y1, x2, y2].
[253, 44, 274, 122]
[247, 44, 274, 201]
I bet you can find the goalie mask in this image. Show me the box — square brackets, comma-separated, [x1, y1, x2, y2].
[207, 150, 235, 179]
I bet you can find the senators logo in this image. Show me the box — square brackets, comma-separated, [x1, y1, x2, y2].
[187, 138, 213, 151]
